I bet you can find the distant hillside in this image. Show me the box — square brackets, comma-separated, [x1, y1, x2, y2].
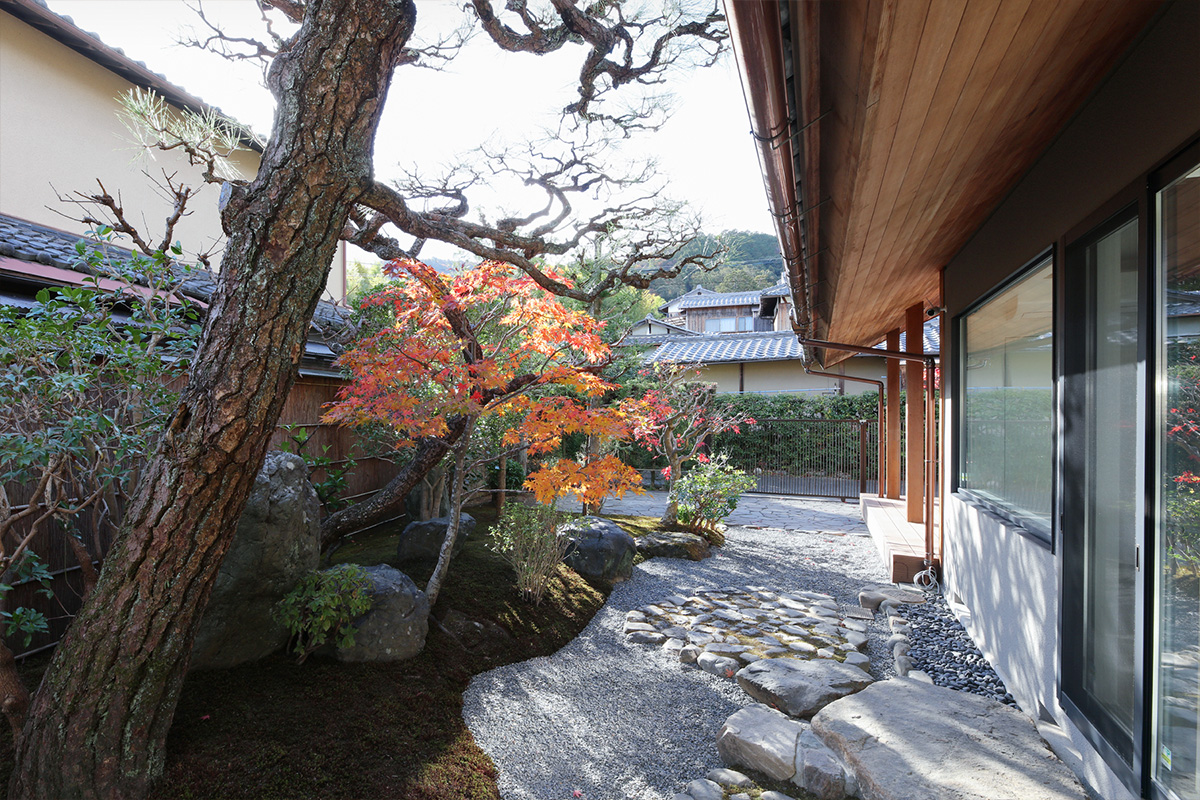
[649, 230, 782, 299]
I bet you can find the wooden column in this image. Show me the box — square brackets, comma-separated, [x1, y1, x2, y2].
[885, 328, 901, 499]
[905, 303, 926, 523]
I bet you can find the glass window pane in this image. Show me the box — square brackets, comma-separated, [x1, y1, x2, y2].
[959, 257, 1054, 532]
[1156, 159, 1200, 798]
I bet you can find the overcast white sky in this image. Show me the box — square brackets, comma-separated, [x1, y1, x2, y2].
[47, 0, 775, 261]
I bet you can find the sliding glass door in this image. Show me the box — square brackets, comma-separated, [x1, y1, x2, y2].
[1062, 206, 1143, 777]
[1154, 148, 1200, 800]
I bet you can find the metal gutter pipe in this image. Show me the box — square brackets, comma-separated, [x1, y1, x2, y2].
[725, 0, 819, 362]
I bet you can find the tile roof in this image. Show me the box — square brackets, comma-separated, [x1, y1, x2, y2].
[760, 282, 790, 298]
[874, 318, 941, 354]
[647, 331, 803, 364]
[0, 213, 349, 354]
[673, 289, 763, 310]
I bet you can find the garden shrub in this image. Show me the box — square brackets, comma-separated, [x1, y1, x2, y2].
[274, 564, 373, 663]
[489, 503, 569, 605]
[0, 228, 201, 647]
[672, 456, 756, 546]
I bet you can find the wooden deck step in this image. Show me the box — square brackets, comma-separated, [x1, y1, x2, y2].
[860, 493, 935, 583]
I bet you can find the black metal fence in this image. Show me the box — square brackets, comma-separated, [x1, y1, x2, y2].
[712, 418, 880, 500]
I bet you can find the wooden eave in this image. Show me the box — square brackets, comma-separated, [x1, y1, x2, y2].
[734, 0, 1164, 363]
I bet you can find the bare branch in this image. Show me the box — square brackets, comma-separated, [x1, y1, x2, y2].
[179, 0, 280, 70]
[470, 0, 728, 131]
[258, 0, 306, 25]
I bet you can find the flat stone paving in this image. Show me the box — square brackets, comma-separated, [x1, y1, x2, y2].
[478, 492, 1085, 800]
[813, 679, 1088, 800]
[564, 491, 868, 534]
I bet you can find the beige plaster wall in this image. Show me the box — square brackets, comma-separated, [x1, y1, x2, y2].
[0, 14, 347, 303]
[687, 356, 885, 396]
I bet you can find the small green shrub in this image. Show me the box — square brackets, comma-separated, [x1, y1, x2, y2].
[274, 564, 373, 663]
[489, 503, 569, 605]
[672, 455, 756, 546]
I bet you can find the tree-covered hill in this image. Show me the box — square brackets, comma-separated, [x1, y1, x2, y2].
[649, 230, 781, 299]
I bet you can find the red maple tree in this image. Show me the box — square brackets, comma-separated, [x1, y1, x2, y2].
[324, 258, 641, 604]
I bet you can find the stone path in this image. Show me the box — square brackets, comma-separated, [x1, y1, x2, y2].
[624, 588, 872, 685]
[469, 493, 1087, 800]
[562, 491, 868, 534]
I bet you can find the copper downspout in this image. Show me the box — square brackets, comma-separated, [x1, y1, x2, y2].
[800, 338, 941, 573]
[801, 368, 886, 493]
[725, 1, 819, 360]
[925, 362, 937, 571]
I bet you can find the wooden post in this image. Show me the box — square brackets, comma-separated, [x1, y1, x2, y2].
[905, 303, 925, 523]
[885, 328, 901, 499]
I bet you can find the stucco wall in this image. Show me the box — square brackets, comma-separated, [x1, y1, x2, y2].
[690, 357, 885, 396]
[940, 3, 1199, 797]
[0, 12, 347, 303]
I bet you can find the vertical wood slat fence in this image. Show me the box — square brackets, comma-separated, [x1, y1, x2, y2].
[3, 374, 399, 659]
[712, 418, 880, 500]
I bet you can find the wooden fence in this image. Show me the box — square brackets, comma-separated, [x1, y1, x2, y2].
[3, 373, 400, 659]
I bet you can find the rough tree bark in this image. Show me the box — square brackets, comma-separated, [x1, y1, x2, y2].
[9, 1, 416, 797]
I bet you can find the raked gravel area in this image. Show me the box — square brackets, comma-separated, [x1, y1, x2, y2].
[462, 501, 893, 800]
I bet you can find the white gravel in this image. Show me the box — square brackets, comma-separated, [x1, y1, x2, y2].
[462, 520, 891, 800]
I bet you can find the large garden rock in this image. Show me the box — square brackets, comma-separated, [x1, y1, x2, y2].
[191, 451, 320, 671]
[557, 516, 636, 584]
[716, 704, 807, 781]
[737, 658, 874, 719]
[336, 565, 430, 662]
[812, 679, 1087, 800]
[397, 513, 476, 563]
[637, 530, 711, 561]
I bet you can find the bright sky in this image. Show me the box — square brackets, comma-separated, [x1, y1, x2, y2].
[46, 0, 775, 262]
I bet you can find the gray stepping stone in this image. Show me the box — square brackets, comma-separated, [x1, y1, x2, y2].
[717, 705, 805, 781]
[684, 778, 723, 800]
[737, 658, 874, 718]
[759, 793, 796, 800]
[707, 767, 754, 788]
[698, 651, 741, 679]
[843, 651, 871, 670]
[679, 644, 701, 664]
[628, 631, 666, 645]
[812, 679, 1088, 800]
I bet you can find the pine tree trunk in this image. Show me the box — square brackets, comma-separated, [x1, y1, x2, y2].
[9, 2, 416, 797]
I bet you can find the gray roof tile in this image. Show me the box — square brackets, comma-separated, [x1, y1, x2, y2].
[0, 213, 348, 343]
[647, 331, 803, 364]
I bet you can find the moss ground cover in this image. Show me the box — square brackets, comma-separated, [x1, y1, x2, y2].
[0, 505, 608, 799]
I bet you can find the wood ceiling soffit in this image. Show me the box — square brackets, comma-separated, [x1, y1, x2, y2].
[821, 0, 875, 263]
[820, 0, 1162, 350]
[831, 0, 931, 343]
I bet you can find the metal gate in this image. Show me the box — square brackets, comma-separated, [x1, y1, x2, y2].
[713, 418, 879, 500]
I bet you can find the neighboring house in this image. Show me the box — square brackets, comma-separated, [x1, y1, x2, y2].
[626, 315, 696, 339]
[626, 306, 939, 397]
[0, 0, 349, 304]
[659, 282, 792, 333]
[729, 2, 1198, 799]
